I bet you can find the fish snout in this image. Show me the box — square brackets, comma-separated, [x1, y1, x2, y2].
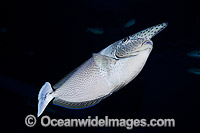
[131, 22, 168, 39]
[150, 22, 168, 38]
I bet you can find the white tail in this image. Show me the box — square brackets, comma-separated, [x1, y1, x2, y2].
[37, 82, 54, 117]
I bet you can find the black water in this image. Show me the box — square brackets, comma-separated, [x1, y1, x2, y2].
[1, 0, 200, 132]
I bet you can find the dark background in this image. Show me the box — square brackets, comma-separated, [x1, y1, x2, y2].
[1, 0, 200, 132]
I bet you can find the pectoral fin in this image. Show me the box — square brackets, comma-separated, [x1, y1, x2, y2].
[93, 53, 117, 72]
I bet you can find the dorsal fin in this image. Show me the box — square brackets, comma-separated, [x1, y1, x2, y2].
[53, 66, 80, 89]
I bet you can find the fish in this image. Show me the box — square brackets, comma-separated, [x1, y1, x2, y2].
[187, 50, 200, 58]
[37, 22, 168, 117]
[188, 68, 200, 75]
[86, 27, 104, 34]
[123, 19, 136, 28]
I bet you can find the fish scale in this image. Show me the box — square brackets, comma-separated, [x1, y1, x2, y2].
[55, 57, 110, 101]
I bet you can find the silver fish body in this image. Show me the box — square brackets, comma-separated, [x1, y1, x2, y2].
[54, 56, 111, 102]
[37, 22, 168, 117]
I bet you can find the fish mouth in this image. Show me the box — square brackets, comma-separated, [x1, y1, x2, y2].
[133, 47, 152, 54]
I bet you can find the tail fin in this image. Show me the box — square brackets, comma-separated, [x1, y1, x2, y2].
[37, 82, 54, 117]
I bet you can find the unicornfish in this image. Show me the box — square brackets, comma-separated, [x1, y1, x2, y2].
[37, 22, 168, 117]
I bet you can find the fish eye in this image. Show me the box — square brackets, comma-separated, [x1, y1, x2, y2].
[122, 36, 130, 43]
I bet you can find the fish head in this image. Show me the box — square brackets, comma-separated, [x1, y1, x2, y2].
[115, 37, 153, 58]
[115, 22, 168, 58]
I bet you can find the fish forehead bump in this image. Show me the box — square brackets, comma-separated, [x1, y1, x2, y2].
[130, 22, 168, 39]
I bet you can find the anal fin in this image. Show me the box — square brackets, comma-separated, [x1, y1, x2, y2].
[109, 82, 126, 95]
[53, 95, 107, 109]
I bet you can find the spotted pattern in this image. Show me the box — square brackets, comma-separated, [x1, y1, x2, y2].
[115, 38, 146, 58]
[102, 22, 168, 59]
[131, 22, 168, 39]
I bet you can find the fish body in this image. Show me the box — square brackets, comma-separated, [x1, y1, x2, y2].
[37, 22, 168, 117]
[187, 50, 200, 58]
[188, 68, 200, 75]
[87, 27, 104, 34]
[124, 19, 136, 28]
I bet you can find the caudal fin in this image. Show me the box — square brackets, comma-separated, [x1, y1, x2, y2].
[37, 82, 54, 117]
